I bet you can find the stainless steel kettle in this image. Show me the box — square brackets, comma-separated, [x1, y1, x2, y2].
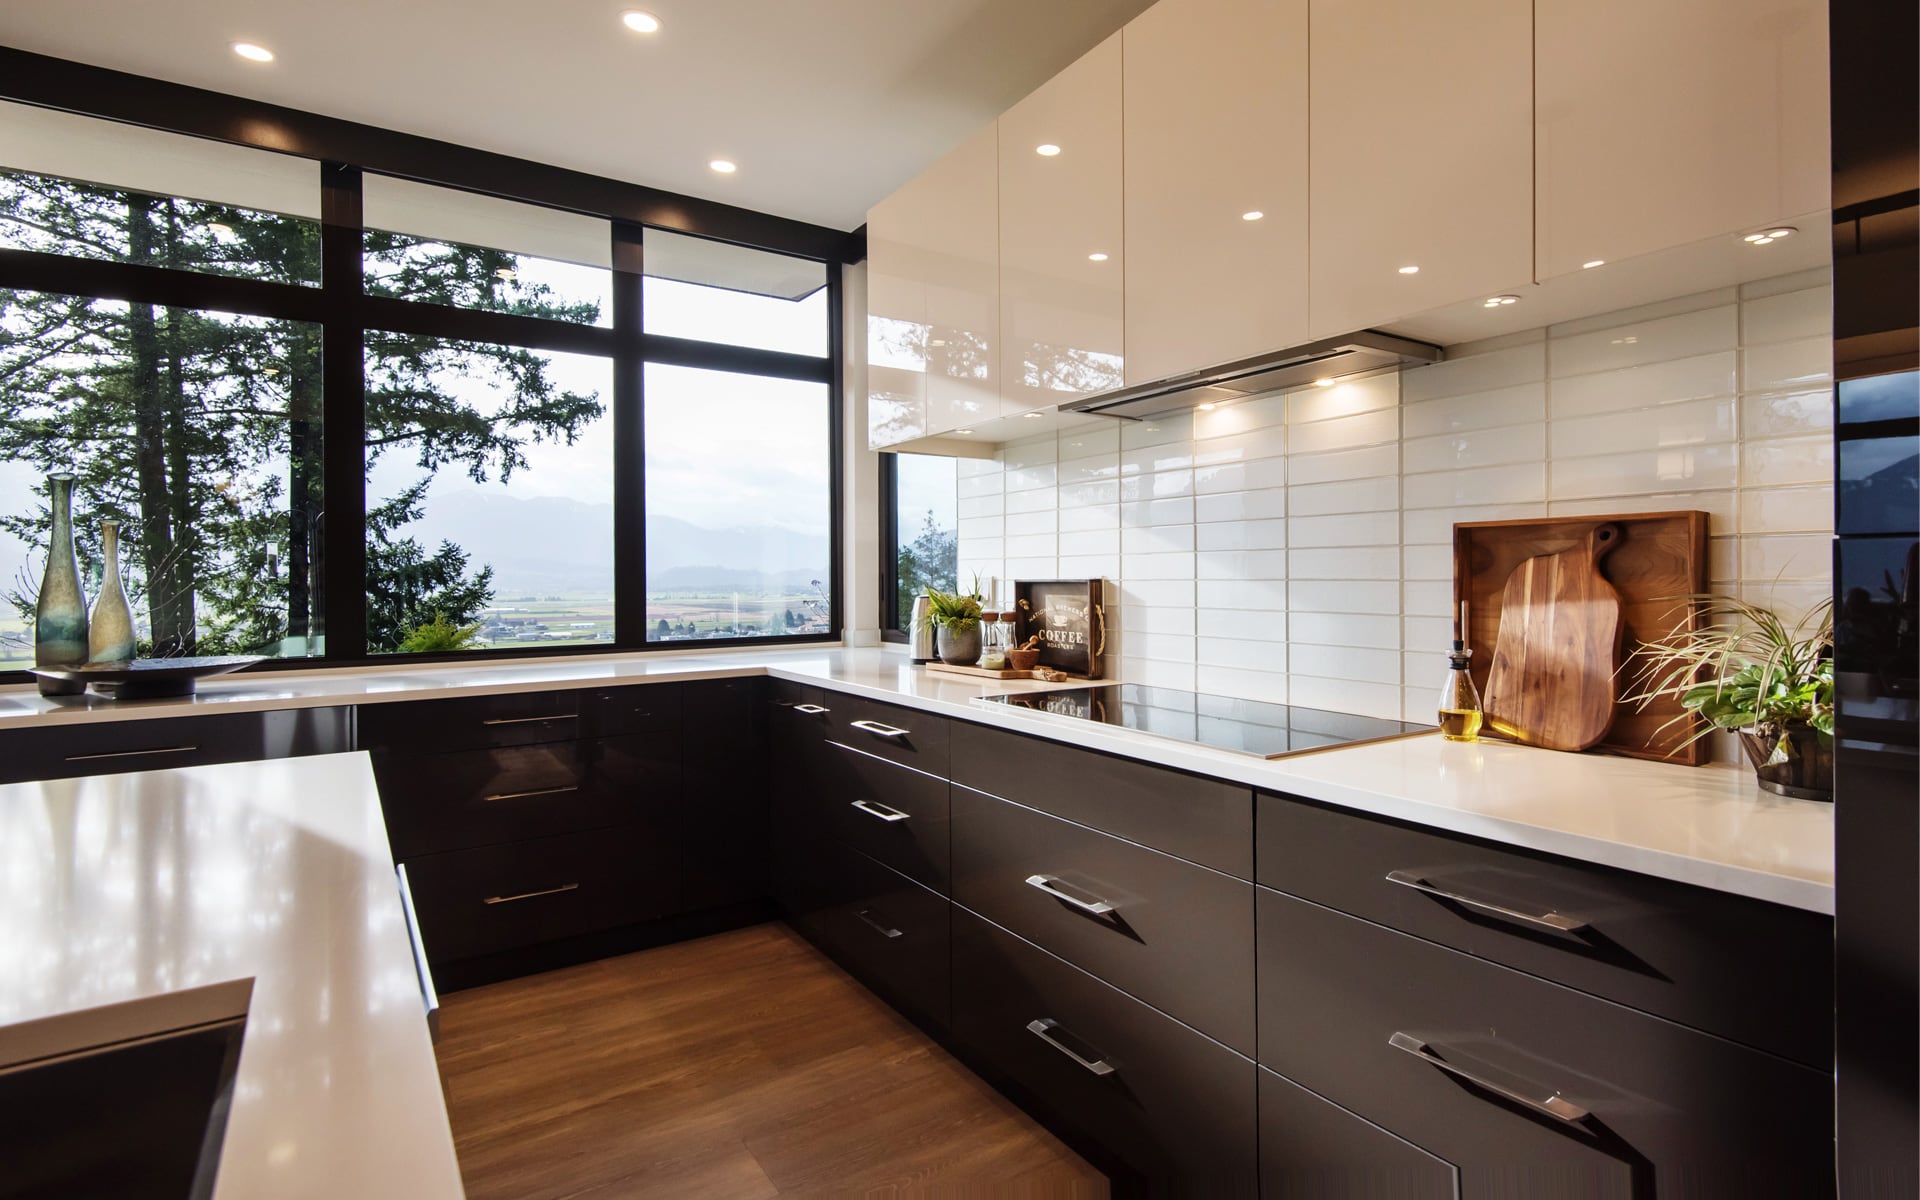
[907, 595, 935, 663]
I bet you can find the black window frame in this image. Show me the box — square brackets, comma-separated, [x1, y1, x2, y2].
[0, 50, 856, 680]
[878, 451, 909, 642]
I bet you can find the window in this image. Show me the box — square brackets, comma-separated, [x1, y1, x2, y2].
[0, 293, 323, 667]
[882, 452, 959, 636]
[0, 102, 840, 679]
[644, 364, 831, 641]
[364, 338, 612, 653]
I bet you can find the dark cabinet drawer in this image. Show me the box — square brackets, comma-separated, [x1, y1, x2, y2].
[817, 741, 950, 893]
[0, 706, 352, 784]
[580, 682, 682, 739]
[951, 783, 1254, 1054]
[374, 733, 676, 859]
[953, 909, 1257, 1195]
[404, 825, 676, 965]
[358, 689, 582, 752]
[1256, 887, 1835, 1199]
[682, 678, 768, 911]
[951, 721, 1253, 878]
[808, 843, 951, 1033]
[1256, 793, 1833, 1068]
[830, 692, 949, 775]
[1259, 1067, 1457, 1200]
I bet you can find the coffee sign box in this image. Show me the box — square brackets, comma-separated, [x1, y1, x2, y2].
[1013, 579, 1105, 679]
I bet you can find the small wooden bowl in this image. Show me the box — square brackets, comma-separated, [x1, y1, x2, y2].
[1007, 647, 1041, 671]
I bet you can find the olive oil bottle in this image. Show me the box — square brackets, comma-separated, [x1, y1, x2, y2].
[1438, 602, 1484, 741]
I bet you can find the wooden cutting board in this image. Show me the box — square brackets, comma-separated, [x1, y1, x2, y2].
[1483, 523, 1625, 751]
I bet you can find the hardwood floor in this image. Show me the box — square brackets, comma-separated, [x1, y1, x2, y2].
[434, 922, 1109, 1199]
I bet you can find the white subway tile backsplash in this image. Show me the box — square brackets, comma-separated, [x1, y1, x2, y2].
[1548, 305, 1737, 377]
[1549, 351, 1737, 418]
[1196, 518, 1288, 551]
[942, 275, 1831, 722]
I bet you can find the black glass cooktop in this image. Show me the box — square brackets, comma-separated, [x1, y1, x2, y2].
[979, 684, 1430, 759]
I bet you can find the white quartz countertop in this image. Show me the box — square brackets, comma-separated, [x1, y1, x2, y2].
[0, 753, 464, 1199]
[0, 645, 1834, 912]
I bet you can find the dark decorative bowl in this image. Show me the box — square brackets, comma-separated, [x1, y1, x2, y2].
[1737, 723, 1834, 802]
[29, 656, 266, 701]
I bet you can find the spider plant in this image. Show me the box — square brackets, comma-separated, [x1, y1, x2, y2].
[1623, 594, 1834, 798]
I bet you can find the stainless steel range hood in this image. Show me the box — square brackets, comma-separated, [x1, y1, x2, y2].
[1058, 331, 1443, 420]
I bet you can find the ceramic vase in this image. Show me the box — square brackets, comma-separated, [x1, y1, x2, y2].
[936, 623, 981, 666]
[34, 472, 89, 696]
[88, 518, 136, 665]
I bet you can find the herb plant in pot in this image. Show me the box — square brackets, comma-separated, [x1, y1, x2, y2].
[924, 581, 985, 666]
[1626, 595, 1835, 801]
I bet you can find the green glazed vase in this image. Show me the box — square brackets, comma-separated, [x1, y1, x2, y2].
[34, 472, 90, 696]
[88, 518, 136, 665]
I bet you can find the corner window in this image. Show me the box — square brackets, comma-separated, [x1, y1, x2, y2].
[883, 452, 959, 635]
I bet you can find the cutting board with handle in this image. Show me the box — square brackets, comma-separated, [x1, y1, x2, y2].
[1483, 523, 1625, 751]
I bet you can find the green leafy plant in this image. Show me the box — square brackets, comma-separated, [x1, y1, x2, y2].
[923, 575, 985, 634]
[397, 610, 485, 654]
[1624, 594, 1835, 752]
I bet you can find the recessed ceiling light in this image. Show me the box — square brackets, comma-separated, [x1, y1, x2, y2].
[1023, 412, 1045, 420]
[956, 428, 974, 435]
[1483, 294, 1521, 308]
[621, 10, 661, 33]
[1312, 377, 1336, 388]
[1088, 252, 1109, 262]
[231, 42, 274, 62]
[1197, 402, 1218, 411]
[709, 159, 737, 174]
[1582, 259, 1606, 269]
[1241, 210, 1264, 221]
[1743, 226, 1796, 246]
[1035, 144, 1061, 157]
[1398, 265, 1420, 275]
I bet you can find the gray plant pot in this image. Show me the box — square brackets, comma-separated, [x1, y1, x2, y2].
[935, 623, 981, 666]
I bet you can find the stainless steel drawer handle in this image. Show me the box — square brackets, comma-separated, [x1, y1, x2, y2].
[1384, 870, 1589, 934]
[64, 745, 198, 762]
[483, 882, 581, 905]
[1388, 1032, 1588, 1123]
[792, 704, 831, 715]
[850, 798, 910, 823]
[482, 785, 580, 803]
[856, 909, 904, 939]
[481, 713, 576, 726]
[395, 864, 440, 1038]
[1027, 1018, 1116, 1077]
[849, 718, 910, 738]
[1024, 874, 1118, 916]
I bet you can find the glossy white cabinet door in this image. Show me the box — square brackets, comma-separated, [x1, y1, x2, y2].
[998, 32, 1125, 413]
[1308, 0, 1533, 337]
[864, 197, 927, 449]
[1535, 0, 1830, 280]
[1123, 0, 1309, 385]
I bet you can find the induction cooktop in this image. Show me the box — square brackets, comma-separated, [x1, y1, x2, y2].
[977, 684, 1431, 759]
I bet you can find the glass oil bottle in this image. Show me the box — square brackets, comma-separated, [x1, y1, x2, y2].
[1438, 601, 1484, 741]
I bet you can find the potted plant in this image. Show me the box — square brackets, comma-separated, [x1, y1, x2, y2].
[1625, 595, 1835, 801]
[923, 579, 985, 665]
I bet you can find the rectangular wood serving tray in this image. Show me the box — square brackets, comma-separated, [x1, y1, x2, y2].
[1012, 579, 1106, 680]
[925, 662, 1075, 682]
[1454, 511, 1710, 765]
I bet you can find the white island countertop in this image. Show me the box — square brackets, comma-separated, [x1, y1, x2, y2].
[0, 645, 1834, 913]
[0, 753, 464, 1200]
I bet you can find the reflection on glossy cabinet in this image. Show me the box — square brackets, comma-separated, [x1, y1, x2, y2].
[1535, 0, 1830, 280]
[866, 122, 1001, 446]
[1307, 0, 1533, 336]
[1122, 0, 1309, 384]
[998, 32, 1125, 412]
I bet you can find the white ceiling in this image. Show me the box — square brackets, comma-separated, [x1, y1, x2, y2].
[0, 0, 1155, 231]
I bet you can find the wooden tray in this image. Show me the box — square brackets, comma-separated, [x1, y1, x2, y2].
[1012, 579, 1106, 679]
[1454, 512, 1710, 765]
[925, 662, 1074, 682]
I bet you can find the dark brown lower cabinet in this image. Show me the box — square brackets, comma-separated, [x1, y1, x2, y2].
[682, 677, 769, 911]
[951, 907, 1258, 1196]
[1259, 1067, 1456, 1200]
[404, 824, 678, 963]
[0, 705, 352, 785]
[805, 841, 951, 1033]
[1256, 887, 1835, 1199]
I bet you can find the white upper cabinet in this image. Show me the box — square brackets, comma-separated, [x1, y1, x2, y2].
[1307, 0, 1534, 337]
[1535, 0, 1830, 280]
[998, 33, 1126, 413]
[1122, 0, 1309, 384]
[865, 123, 1000, 448]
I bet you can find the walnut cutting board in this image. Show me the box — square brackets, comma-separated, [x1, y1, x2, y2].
[1483, 524, 1625, 751]
[1454, 511, 1711, 764]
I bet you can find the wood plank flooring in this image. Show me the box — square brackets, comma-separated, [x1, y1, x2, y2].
[434, 922, 1108, 1199]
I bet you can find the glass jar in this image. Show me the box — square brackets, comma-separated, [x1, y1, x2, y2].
[977, 612, 1009, 670]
